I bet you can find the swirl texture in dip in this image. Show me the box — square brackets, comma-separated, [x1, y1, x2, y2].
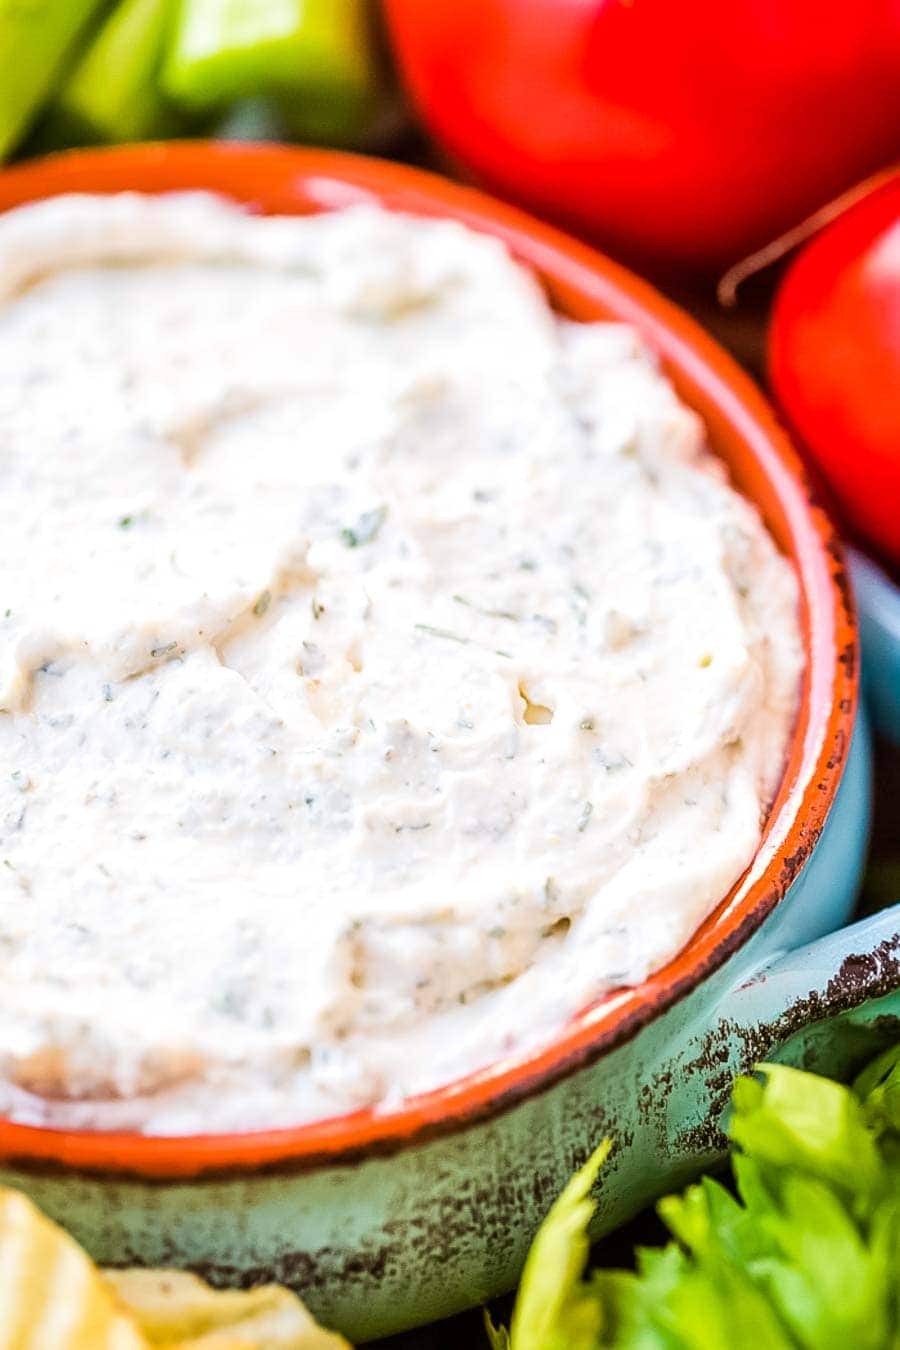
[0, 195, 803, 1133]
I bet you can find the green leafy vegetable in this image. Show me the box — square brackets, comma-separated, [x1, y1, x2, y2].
[856, 1043, 900, 1148]
[504, 1140, 612, 1350]
[494, 1050, 900, 1349]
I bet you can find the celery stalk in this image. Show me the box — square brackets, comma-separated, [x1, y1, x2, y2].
[162, 0, 381, 130]
[56, 0, 178, 143]
[0, 0, 106, 159]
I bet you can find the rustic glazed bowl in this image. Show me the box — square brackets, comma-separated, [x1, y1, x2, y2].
[850, 549, 900, 744]
[0, 145, 896, 1343]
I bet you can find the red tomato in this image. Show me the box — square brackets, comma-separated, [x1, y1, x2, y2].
[769, 175, 900, 565]
[383, 0, 900, 272]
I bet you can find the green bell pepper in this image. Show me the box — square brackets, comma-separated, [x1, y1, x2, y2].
[163, 0, 383, 144]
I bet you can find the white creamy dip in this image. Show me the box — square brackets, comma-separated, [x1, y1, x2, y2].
[0, 194, 802, 1134]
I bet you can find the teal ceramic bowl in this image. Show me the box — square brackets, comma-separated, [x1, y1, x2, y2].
[851, 548, 900, 745]
[0, 144, 894, 1343]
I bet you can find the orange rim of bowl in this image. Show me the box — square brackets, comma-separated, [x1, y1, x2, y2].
[0, 143, 857, 1179]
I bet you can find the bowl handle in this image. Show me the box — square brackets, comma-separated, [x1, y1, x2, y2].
[713, 903, 900, 1077]
[659, 906, 900, 1167]
[849, 548, 900, 746]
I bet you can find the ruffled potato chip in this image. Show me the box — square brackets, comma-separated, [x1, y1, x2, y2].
[0, 1187, 145, 1349]
[102, 1270, 350, 1349]
[0, 1185, 350, 1350]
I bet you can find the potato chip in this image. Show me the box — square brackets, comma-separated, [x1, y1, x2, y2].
[0, 1185, 350, 1350]
[102, 1269, 350, 1349]
[0, 1187, 145, 1350]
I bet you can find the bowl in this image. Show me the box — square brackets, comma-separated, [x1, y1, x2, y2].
[0, 143, 893, 1342]
[849, 548, 900, 744]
